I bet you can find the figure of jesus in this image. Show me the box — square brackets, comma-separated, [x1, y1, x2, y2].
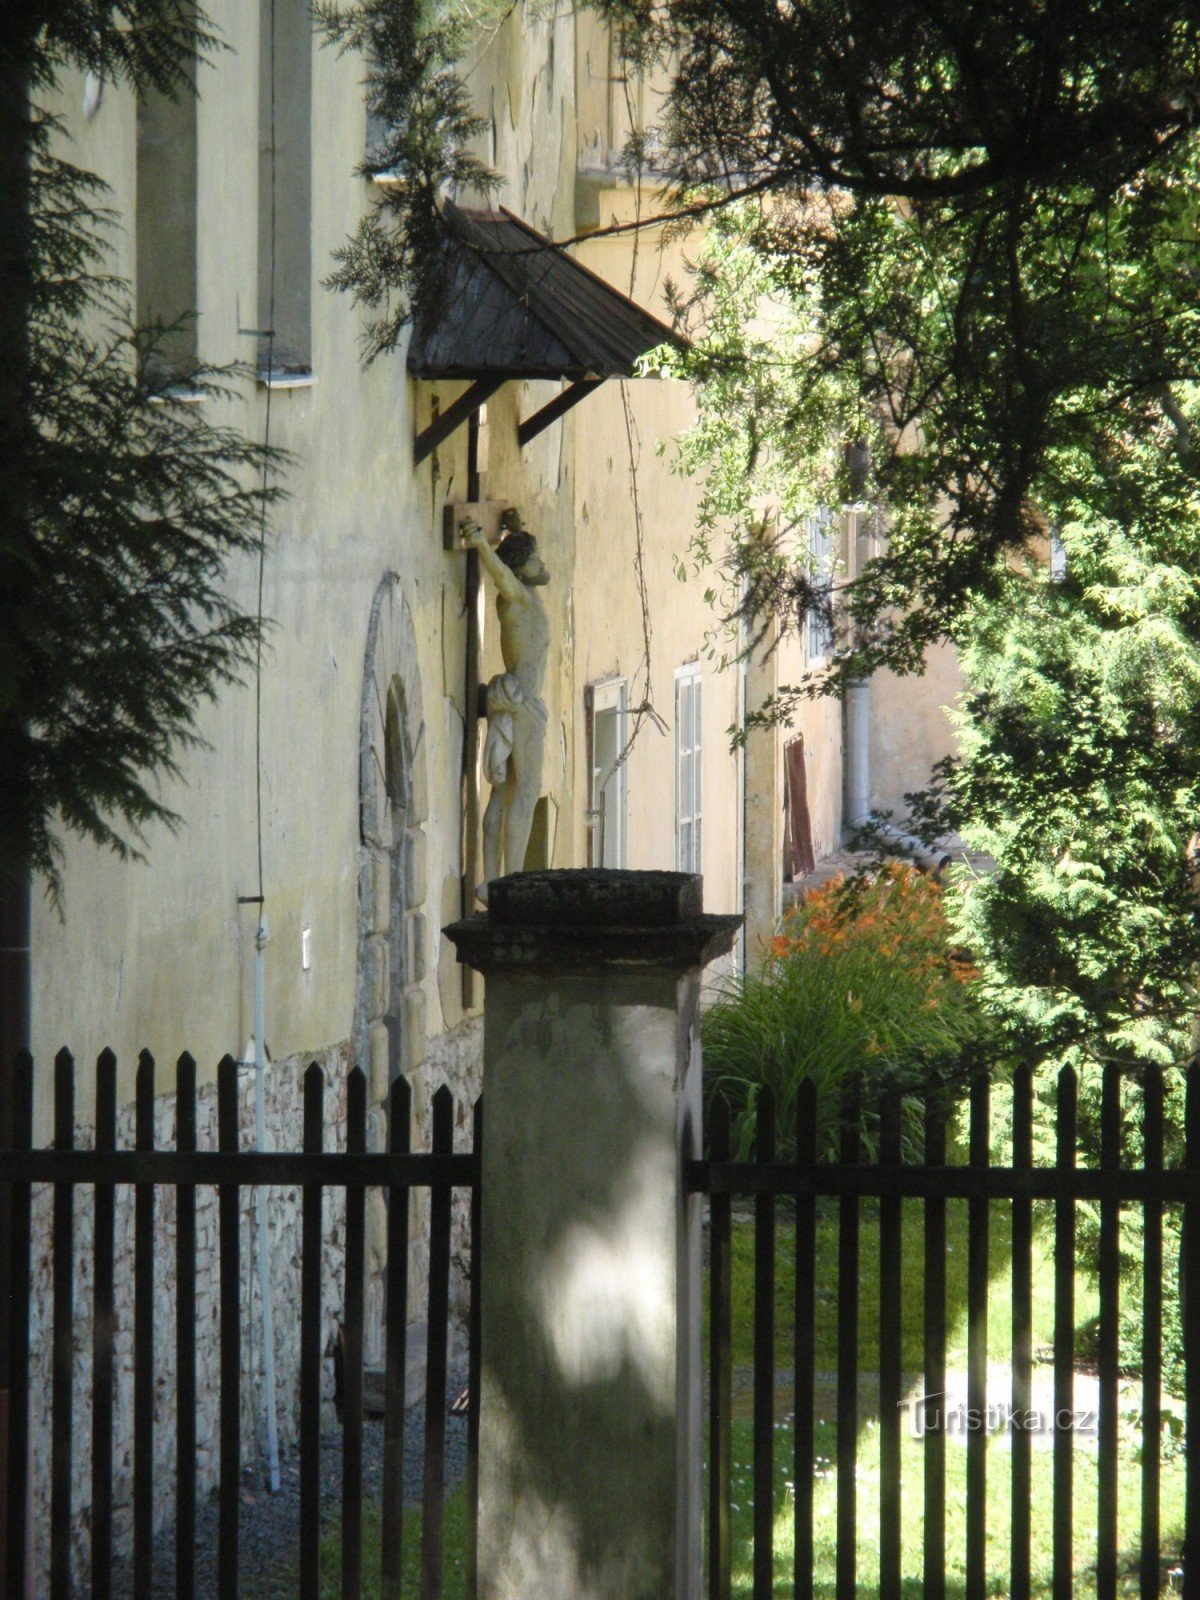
[460, 511, 550, 904]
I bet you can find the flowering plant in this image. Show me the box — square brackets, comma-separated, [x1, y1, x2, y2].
[703, 863, 987, 1160]
[773, 862, 980, 995]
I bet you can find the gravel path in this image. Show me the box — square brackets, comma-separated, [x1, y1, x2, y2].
[110, 1370, 469, 1599]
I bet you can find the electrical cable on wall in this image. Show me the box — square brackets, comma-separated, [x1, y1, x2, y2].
[615, 50, 666, 765]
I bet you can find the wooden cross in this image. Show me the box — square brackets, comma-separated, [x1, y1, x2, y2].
[445, 482, 510, 1009]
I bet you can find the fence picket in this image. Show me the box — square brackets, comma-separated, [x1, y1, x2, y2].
[966, 1072, 989, 1600]
[709, 1092, 733, 1600]
[466, 1094, 483, 1600]
[1011, 1061, 1034, 1600]
[792, 1081, 816, 1600]
[835, 1081, 859, 1600]
[50, 1048, 75, 1600]
[1140, 1068, 1164, 1600]
[4, 1052, 32, 1600]
[753, 1086, 777, 1600]
[217, 1055, 241, 1600]
[1096, 1064, 1121, 1600]
[175, 1053, 197, 1600]
[342, 1066, 367, 1600]
[878, 1086, 902, 1600]
[1185, 1062, 1200, 1600]
[421, 1084, 455, 1600]
[8, 1040, 1198, 1600]
[381, 1074, 412, 1600]
[133, 1050, 155, 1599]
[2, 1051, 483, 1600]
[923, 1093, 947, 1600]
[300, 1063, 324, 1600]
[0, 1049, 10, 1600]
[92, 1049, 118, 1600]
[0, 1050, 11, 1597]
[1052, 1066, 1078, 1600]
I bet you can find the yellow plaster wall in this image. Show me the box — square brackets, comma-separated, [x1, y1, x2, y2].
[31, 4, 960, 1138]
[869, 642, 962, 824]
[30, 6, 523, 1129]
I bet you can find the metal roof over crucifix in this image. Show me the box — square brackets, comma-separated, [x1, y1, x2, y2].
[409, 200, 683, 463]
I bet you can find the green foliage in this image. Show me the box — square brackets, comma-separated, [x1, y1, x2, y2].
[311, 0, 1200, 687]
[662, 199, 1200, 1122]
[612, 2, 1200, 697]
[316, 0, 500, 360]
[2, 25, 285, 892]
[722, 1197, 1072, 1375]
[647, 208, 865, 675]
[19, 3, 220, 97]
[594, 0, 1200, 213]
[702, 866, 988, 1160]
[946, 402, 1200, 1076]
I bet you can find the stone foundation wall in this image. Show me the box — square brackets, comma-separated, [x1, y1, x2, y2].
[422, 1015, 484, 1335]
[22, 1017, 483, 1593]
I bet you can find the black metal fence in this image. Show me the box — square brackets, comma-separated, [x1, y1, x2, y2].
[690, 1064, 1200, 1600]
[0, 1049, 481, 1600]
[10, 1048, 1200, 1600]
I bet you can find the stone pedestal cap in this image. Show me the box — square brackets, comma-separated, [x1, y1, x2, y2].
[443, 869, 741, 973]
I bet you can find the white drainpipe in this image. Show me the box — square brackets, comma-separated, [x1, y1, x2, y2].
[843, 505, 873, 833]
[253, 913, 281, 1492]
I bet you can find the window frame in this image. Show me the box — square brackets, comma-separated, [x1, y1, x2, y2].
[587, 677, 628, 868]
[674, 664, 703, 875]
[804, 508, 838, 666]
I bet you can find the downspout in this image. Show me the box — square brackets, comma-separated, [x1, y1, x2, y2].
[251, 912, 281, 1492]
[843, 503, 872, 835]
[237, 896, 281, 1493]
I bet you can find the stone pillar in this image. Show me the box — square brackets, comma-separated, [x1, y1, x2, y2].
[445, 871, 740, 1600]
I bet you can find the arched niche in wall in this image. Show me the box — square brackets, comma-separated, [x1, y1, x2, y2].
[355, 573, 429, 1363]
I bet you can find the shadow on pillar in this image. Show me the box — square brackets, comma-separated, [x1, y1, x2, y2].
[445, 870, 739, 1600]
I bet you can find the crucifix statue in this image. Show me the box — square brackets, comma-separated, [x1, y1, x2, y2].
[459, 509, 550, 904]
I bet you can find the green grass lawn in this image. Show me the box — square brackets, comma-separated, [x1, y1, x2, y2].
[250, 1195, 1178, 1597]
[719, 1195, 1186, 1594]
[720, 1190, 1190, 1587]
[723, 1412, 1186, 1598]
[725, 1198, 1099, 1372]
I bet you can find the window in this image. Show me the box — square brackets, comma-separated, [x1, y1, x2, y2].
[804, 509, 837, 663]
[258, 0, 312, 379]
[136, 15, 198, 383]
[586, 679, 627, 868]
[675, 666, 702, 874]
